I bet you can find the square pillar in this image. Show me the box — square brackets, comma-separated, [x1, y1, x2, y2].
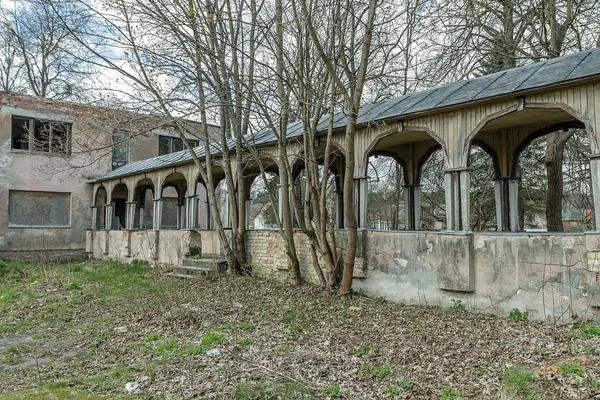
[138, 206, 145, 230]
[186, 195, 197, 230]
[414, 186, 422, 230]
[404, 185, 422, 231]
[335, 191, 344, 229]
[104, 204, 113, 230]
[589, 155, 600, 230]
[176, 203, 185, 229]
[278, 184, 284, 224]
[357, 177, 368, 228]
[444, 168, 470, 231]
[494, 178, 519, 232]
[126, 202, 136, 230]
[153, 199, 163, 230]
[508, 179, 519, 232]
[91, 206, 98, 230]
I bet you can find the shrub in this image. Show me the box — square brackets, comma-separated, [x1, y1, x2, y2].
[446, 299, 466, 312]
[509, 308, 529, 321]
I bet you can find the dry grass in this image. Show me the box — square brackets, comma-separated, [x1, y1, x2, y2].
[1, 259, 600, 399]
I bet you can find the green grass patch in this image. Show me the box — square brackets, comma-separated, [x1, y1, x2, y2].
[238, 322, 255, 331]
[572, 321, 600, 338]
[557, 360, 585, 377]
[236, 338, 255, 347]
[322, 381, 342, 398]
[233, 379, 317, 399]
[152, 338, 178, 357]
[278, 345, 293, 353]
[361, 363, 391, 381]
[353, 344, 378, 357]
[502, 364, 535, 396]
[533, 347, 552, 354]
[440, 386, 462, 400]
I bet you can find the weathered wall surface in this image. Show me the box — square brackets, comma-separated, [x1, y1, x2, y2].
[87, 227, 600, 322]
[352, 231, 600, 322]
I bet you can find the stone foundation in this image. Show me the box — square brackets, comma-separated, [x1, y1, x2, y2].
[87, 228, 600, 322]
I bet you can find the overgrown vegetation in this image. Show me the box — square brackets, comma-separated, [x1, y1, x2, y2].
[2, 260, 600, 399]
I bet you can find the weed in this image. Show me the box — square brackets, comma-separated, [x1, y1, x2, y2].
[236, 338, 255, 347]
[66, 281, 82, 290]
[278, 345, 293, 353]
[399, 379, 414, 389]
[572, 321, 600, 338]
[4, 345, 20, 354]
[446, 299, 466, 312]
[233, 379, 317, 399]
[146, 332, 164, 342]
[532, 347, 552, 354]
[502, 364, 535, 396]
[87, 346, 96, 355]
[280, 306, 315, 338]
[153, 338, 178, 357]
[557, 360, 585, 377]
[380, 383, 399, 395]
[440, 386, 462, 399]
[322, 381, 342, 398]
[8, 273, 21, 281]
[2, 354, 19, 364]
[374, 296, 385, 304]
[509, 308, 529, 321]
[593, 380, 600, 390]
[361, 363, 390, 381]
[27, 274, 42, 283]
[353, 344, 378, 357]
[201, 331, 224, 347]
[182, 343, 207, 355]
[238, 322, 255, 331]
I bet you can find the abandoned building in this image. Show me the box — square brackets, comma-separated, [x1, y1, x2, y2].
[0, 91, 218, 259]
[4, 48, 600, 321]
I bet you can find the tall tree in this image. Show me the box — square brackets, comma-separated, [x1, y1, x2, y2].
[0, 0, 94, 99]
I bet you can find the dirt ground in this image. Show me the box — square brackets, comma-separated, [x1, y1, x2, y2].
[1, 260, 600, 399]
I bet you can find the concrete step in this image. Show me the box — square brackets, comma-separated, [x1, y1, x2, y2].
[172, 265, 220, 277]
[182, 257, 227, 271]
[168, 272, 201, 279]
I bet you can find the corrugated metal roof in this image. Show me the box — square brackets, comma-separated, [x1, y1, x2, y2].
[89, 48, 600, 183]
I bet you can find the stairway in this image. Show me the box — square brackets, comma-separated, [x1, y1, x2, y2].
[168, 256, 227, 279]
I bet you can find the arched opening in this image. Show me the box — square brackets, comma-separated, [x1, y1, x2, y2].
[465, 105, 594, 232]
[248, 172, 280, 229]
[467, 143, 498, 231]
[110, 183, 128, 229]
[362, 127, 447, 231]
[366, 154, 405, 230]
[133, 178, 154, 230]
[518, 129, 593, 232]
[94, 186, 107, 230]
[215, 179, 230, 228]
[161, 172, 187, 229]
[293, 166, 339, 230]
[419, 148, 446, 230]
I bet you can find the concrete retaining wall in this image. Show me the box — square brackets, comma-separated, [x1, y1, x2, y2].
[87, 228, 600, 321]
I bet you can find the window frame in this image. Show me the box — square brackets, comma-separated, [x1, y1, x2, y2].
[7, 190, 72, 228]
[10, 115, 73, 156]
[112, 129, 130, 170]
[158, 134, 199, 156]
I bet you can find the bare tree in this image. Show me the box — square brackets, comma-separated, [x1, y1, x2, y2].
[0, 0, 95, 100]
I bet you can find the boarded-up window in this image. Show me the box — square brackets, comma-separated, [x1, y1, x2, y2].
[8, 191, 71, 227]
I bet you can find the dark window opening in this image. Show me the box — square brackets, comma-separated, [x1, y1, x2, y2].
[158, 135, 199, 155]
[112, 130, 129, 170]
[10, 116, 71, 155]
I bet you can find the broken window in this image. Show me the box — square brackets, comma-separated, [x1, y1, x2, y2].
[8, 190, 71, 227]
[112, 130, 129, 170]
[158, 135, 199, 156]
[10, 116, 72, 155]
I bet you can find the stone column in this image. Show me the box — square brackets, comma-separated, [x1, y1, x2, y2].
[403, 185, 422, 230]
[126, 202, 136, 230]
[152, 198, 163, 230]
[138, 206, 145, 230]
[493, 178, 519, 232]
[589, 155, 600, 230]
[336, 190, 344, 229]
[104, 204, 113, 230]
[186, 195, 197, 230]
[91, 206, 98, 230]
[444, 168, 470, 231]
[358, 177, 368, 228]
[176, 203, 185, 229]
